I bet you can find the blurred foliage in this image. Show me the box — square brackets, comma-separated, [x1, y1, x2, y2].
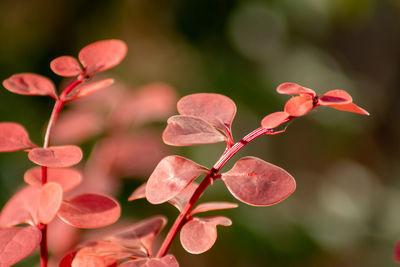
[1, 0, 400, 266]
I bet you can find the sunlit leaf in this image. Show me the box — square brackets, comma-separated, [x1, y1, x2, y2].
[24, 167, 82, 192]
[50, 56, 82, 77]
[0, 226, 41, 267]
[221, 156, 296, 206]
[128, 183, 146, 202]
[318, 90, 352, 106]
[162, 115, 225, 146]
[261, 111, 289, 129]
[146, 156, 208, 204]
[38, 182, 63, 224]
[276, 82, 315, 96]
[394, 240, 400, 263]
[28, 145, 83, 168]
[330, 103, 370, 115]
[66, 79, 114, 101]
[168, 182, 198, 212]
[180, 216, 231, 254]
[79, 39, 127, 76]
[0, 186, 40, 227]
[177, 93, 236, 137]
[58, 194, 120, 228]
[190, 202, 238, 216]
[2, 73, 57, 99]
[119, 255, 179, 267]
[284, 95, 314, 117]
[0, 122, 34, 152]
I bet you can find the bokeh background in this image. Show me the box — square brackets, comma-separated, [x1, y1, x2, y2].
[0, 0, 399, 266]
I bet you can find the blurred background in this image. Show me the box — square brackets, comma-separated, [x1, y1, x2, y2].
[0, 0, 399, 266]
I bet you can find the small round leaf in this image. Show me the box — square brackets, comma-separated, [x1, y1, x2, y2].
[0, 122, 34, 152]
[318, 90, 352, 106]
[284, 95, 314, 117]
[24, 167, 82, 192]
[50, 56, 82, 77]
[276, 82, 315, 96]
[3, 73, 57, 99]
[66, 78, 114, 101]
[38, 182, 63, 224]
[28, 145, 83, 167]
[261, 111, 289, 129]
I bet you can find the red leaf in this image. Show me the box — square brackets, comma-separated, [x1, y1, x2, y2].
[180, 216, 231, 254]
[128, 183, 146, 201]
[28, 145, 83, 168]
[284, 95, 314, 117]
[146, 156, 208, 204]
[50, 56, 82, 77]
[38, 182, 63, 224]
[162, 115, 225, 146]
[318, 90, 352, 106]
[261, 111, 289, 129]
[0, 122, 34, 152]
[168, 182, 198, 212]
[66, 78, 114, 101]
[329, 103, 370, 115]
[24, 167, 82, 192]
[0, 186, 40, 227]
[108, 216, 167, 255]
[276, 82, 315, 96]
[394, 240, 400, 263]
[177, 93, 236, 137]
[0, 226, 42, 266]
[58, 194, 120, 228]
[221, 156, 296, 206]
[190, 202, 238, 216]
[78, 39, 127, 76]
[119, 255, 179, 267]
[2, 73, 57, 99]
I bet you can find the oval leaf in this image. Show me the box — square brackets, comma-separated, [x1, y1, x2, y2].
[119, 255, 179, 267]
[66, 78, 114, 101]
[38, 182, 63, 224]
[318, 90, 352, 106]
[177, 93, 236, 136]
[0, 122, 34, 152]
[190, 202, 238, 216]
[146, 156, 209, 204]
[276, 82, 315, 96]
[24, 167, 82, 192]
[162, 115, 225, 146]
[180, 216, 231, 254]
[78, 39, 127, 76]
[261, 111, 289, 129]
[2, 73, 57, 99]
[50, 56, 82, 77]
[28, 145, 83, 167]
[0, 226, 42, 267]
[58, 194, 120, 228]
[221, 156, 296, 206]
[284, 95, 314, 117]
[330, 103, 370, 115]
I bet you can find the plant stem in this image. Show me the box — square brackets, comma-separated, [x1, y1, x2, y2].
[156, 127, 271, 258]
[39, 77, 83, 267]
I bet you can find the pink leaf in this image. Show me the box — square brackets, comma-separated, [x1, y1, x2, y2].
[128, 183, 147, 201]
[66, 78, 114, 101]
[221, 156, 296, 206]
[2, 73, 57, 99]
[38, 182, 63, 224]
[394, 240, 400, 263]
[48, 217, 79, 255]
[24, 167, 82, 192]
[329, 102, 370, 115]
[276, 82, 315, 96]
[177, 93, 236, 137]
[261, 111, 289, 129]
[78, 39, 127, 76]
[0, 186, 40, 227]
[58, 194, 120, 228]
[318, 90, 352, 106]
[108, 216, 167, 254]
[180, 216, 232, 254]
[28, 145, 83, 168]
[168, 182, 199, 212]
[162, 115, 225, 146]
[190, 202, 238, 216]
[284, 95, 314, 117]
[119, 255, 179, 267]
[0, 226, 42, 266]
[146, 156, 209, 204]
[0, 122, 34, 152]
[50, 56, 82, 77]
